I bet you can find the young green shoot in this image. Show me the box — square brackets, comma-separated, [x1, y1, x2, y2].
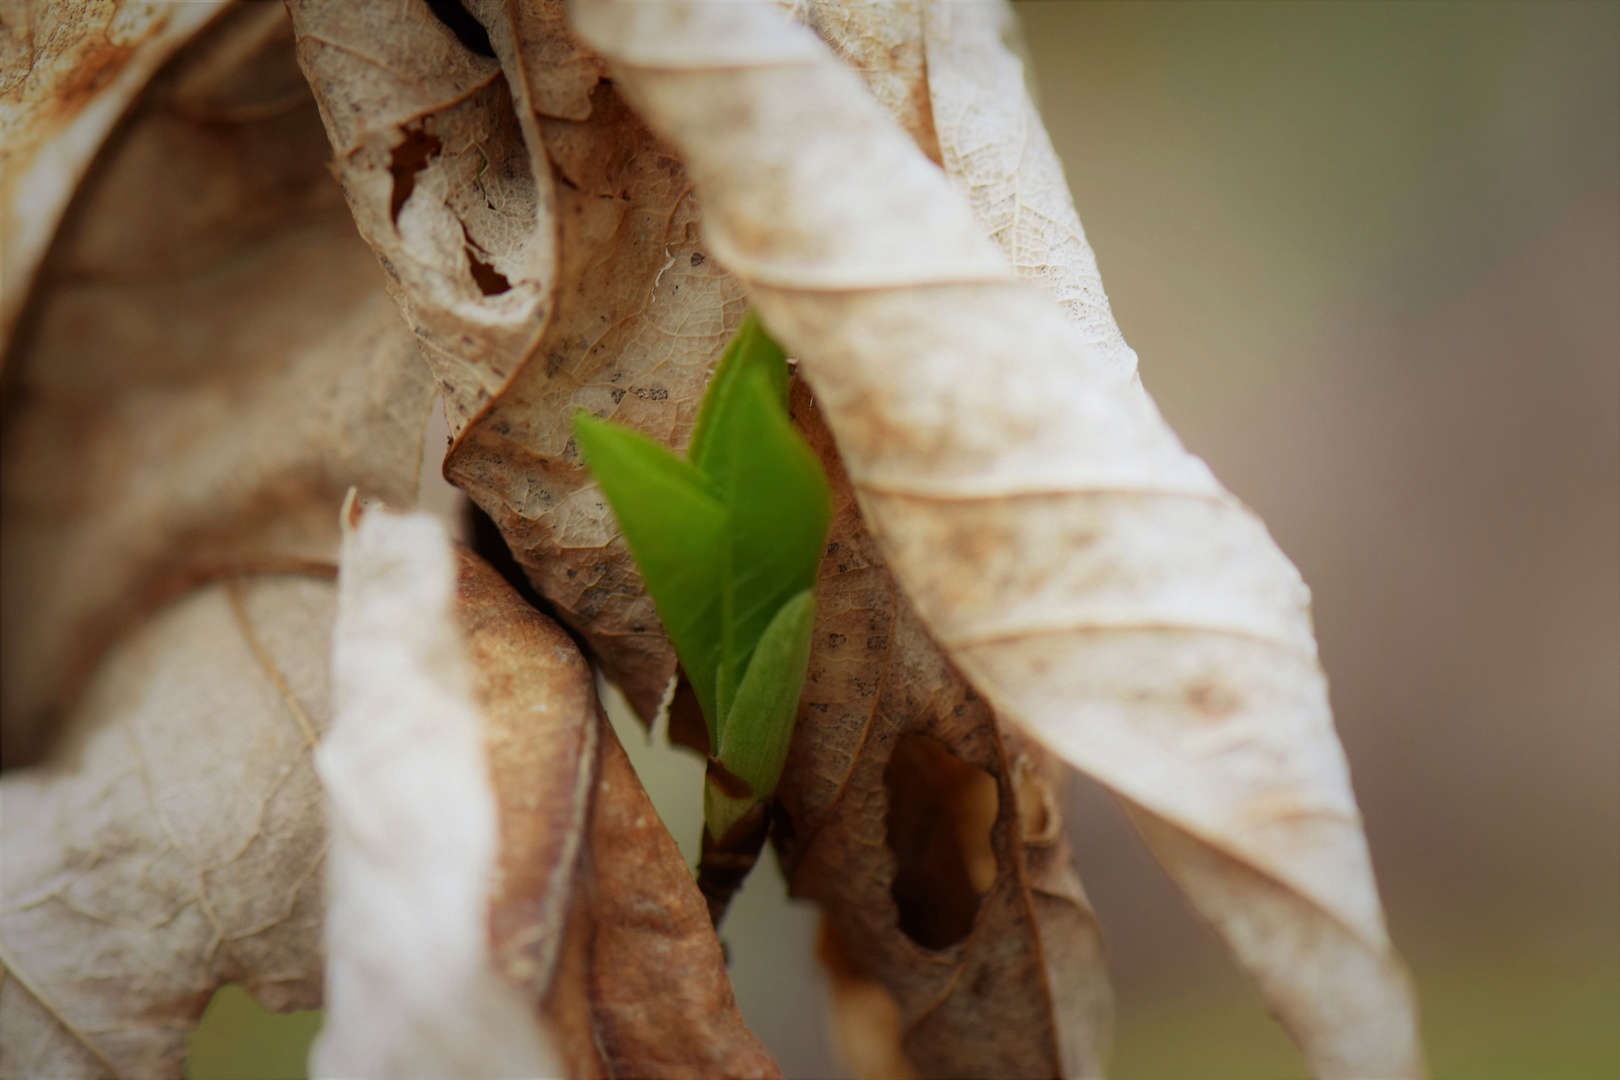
[573, 310, 830, 924]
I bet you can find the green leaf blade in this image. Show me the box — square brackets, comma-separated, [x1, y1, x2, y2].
[714, 589, 817, 808]
[572, 410, 726, 738]
[716, 364, 832, 716]
[688, 308, 790, 490]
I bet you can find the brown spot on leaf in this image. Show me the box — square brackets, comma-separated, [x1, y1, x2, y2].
[1186, 678, 1243, 718]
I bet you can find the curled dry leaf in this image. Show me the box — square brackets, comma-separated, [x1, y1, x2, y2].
[317, 506, 561, 1078]
[292, 2, 1113, 1073]
[286, 0, 554, 435]
[585, 716, 781, 1080]
[326, 509, 777, 1079]
[0, 1, 437, 765]
[781, 386, 1111, 1078]
[0, 0, 228, 349]
[572, 2, 1423, 1077]
[288, 0, 743, 721]
[921, 2, 1138, 373]
[0, 574, 335, 1079]
[461, 542, 780, 1080]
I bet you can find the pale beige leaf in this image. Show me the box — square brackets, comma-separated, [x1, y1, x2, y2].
[287, 0, 555, 436]
[924, 5, 1423, 1074]
[288, 0, 743, 718]
[800, 0, 939, 162]
[0, 574, 335, 1079]
[317, 506, 560, 1078]
[1, 1, 436, 766]
[922, 1, 1135, 373]
[0, 0, 229, 353]
[571, 2, 1422, 1076]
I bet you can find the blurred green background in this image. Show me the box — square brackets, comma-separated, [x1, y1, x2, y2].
[188, 2, 1618, 1077]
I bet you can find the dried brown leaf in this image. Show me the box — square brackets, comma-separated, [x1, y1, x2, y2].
[571, 2, 1423, 1076]
[288, 4, 1111, 1072]
[442, 63, 743, 720]
[288, 0, 742, 719]
[1, 1, 436, 765]
[0, 574, 335, 1079]
[318, 506, 562, 1077]
[779, 386, 1110, 1078]
[456, 527, 780, 1079]
[459, 548, 596, 1015]
[585, 720, 782, 1080]
[287, 0, 555, 435]
[333, 504, 769, 1077]
[0, 0, 229, 352]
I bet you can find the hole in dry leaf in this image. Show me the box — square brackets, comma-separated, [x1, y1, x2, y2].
[388, 128, 442, 225]
[883, 733, 999, 949]
[424, 0, 496, 59]
[185, 984, 320, 1079]
[466, 245, 512, 296]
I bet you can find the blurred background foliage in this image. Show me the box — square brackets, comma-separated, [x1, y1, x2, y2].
[1018, 2, 1618, 1077]
[187, 2, 1618, 1077]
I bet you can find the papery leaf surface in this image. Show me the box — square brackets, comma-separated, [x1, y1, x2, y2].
[572, 1, 1423, 1076]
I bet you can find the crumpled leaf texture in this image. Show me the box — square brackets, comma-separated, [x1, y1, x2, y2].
[0, 575, 334, 1079]
[0, 0, 228, 350]
[783, 386, 1111, 1078]
[290, 2, 1116, 1074]
[571, 1, 1422, 1076]
[317, 507, 561, 1078]
[1, 0, 437, 766]
[289, 0, 744, 721]
[288, 0, 554, 436]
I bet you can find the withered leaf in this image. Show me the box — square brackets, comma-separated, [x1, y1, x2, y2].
[923, 5, 1422, 1074]
[287, 0, 555, 436]
[318, 506, 562, 1077]
[779, 386, 1110, 1079]
[386, 513, 779, 1080]
[289, 0, 745, 722]
[458, 538, 779, 1079]
[1, 0, 436, 766]
[573, 1, 1422, 1076]
[585, 720, 782, 1080]
[0, 0, 228, 350]
[0, 574, 335, 1079]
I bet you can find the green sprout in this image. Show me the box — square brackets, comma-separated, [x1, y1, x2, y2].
[573, 310, 830, 924]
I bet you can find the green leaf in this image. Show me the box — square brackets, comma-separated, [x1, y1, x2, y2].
[572, 411, 726, 733]
[715, 589, 817, 799]
[687, 308, 790, 488]
[713, 364, 831, 723]
[574, 310, 829, 806]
